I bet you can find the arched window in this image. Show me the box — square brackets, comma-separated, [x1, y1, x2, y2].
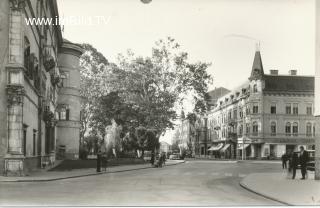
[306, 122, 312, 137]
[292, 122, 298, 136]
[252, 121, 258, 136]
[271, 122, 276, 136]
[253, 84, 258, 93]
[285, 122, 291, 136]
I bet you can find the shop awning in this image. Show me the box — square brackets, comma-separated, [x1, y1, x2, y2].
[220, 144, 231, 152]
[208, 143, 223, 151]
[237, 144, 250, 150]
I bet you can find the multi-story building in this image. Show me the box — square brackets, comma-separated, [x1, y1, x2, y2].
[205, 48, 317, 159]
[0, 0, 83, 176]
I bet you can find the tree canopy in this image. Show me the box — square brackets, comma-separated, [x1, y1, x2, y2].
[79, 37, 212, 156]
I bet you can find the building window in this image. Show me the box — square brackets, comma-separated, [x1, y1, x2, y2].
[60, 72, 69, 87]
[285, 122, 291, 136]
[286, 104, 291, 114]
[9, 71, 22, 85]
[306, 104, 312, 115]
[246, 106, 250, 115]
[228, 111, 232, 120]
[293, 104, 298, 115]
[252, 122, 258, 136]
[292, 122, 298, 136]
[253, 84, 258, 93]
[233, 109, 237, 119]
[59, 107, 70, 121]
[271, 122, 276, 136]
[253, 103, 258, 114]
[246, 123, 250, 135]
[271, 104, 276, 114]
[306, 123, 312, 137]
[239, 125, 243, 136]
[313, 125, 316, 137]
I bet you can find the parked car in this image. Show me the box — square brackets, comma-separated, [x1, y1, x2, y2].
[169, 153, 180, 160]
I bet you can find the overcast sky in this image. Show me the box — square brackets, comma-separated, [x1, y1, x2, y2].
[58, 0, 316, 144]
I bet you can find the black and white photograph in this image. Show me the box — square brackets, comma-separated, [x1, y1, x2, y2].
[0, 0, 320, 206]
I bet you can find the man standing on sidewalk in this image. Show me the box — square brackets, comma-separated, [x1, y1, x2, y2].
[299, 146, 309, 180]
[281, 153, 287, 169]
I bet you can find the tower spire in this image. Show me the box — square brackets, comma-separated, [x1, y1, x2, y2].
[249, 43, 264, 81]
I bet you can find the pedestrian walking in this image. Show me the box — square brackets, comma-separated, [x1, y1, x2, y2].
[151, 152, 155, 166]
[281, 153, 287, 169]
[291, 152, 299, 179]
[96, 149, 102, 172]
[299, 146, 309, 180]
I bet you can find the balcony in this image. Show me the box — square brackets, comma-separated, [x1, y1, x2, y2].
[228, 119, 236, 127]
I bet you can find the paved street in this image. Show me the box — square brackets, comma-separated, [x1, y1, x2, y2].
[0, 161, 282, 206]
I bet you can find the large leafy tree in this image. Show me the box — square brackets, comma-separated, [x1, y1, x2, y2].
[111, 37, 212, 136]
[80, 38, 212, 154]
[79, 44, 112, 143]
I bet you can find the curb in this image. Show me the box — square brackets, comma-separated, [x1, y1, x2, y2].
[239, 179, 291, 206]
[0, 161, 185, 183]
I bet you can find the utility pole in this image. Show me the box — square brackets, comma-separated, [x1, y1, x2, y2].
[315, 0, 320, 180]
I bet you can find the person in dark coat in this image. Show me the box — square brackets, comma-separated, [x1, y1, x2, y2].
[299, 146, 309, 179]
[291, 152, 299, 179]
[151, 152, 155, 166]
[281, 153, 287, 169]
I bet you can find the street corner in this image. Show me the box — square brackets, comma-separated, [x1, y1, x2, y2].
[240, 172, 320, 206]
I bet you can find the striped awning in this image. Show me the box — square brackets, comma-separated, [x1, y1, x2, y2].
[237, 144, 250, 150]
[220, 144, 231, 152]
[208, 143, 223, 151]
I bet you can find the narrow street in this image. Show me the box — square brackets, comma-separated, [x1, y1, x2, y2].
[0, 161, 283, 206]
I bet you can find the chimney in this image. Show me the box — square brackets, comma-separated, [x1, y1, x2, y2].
[270, 69, 278, 75]
[289, 70, 297, 76]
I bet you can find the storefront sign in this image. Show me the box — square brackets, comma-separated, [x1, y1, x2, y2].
[264, 138, 314, 144]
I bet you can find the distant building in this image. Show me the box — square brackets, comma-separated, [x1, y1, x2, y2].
[159, 141, 171, 154]
[206, 87, 230, 109]
[201, 48, 317, 159]
[0, 0, 83, 176]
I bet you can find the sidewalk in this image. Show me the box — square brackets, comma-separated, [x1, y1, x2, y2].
[240, 171, 320, 205]
[0, 160, 184, 182]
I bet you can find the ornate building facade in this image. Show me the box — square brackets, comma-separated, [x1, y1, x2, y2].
[0, 0, 83, 176]
[204, 49, 317, 159]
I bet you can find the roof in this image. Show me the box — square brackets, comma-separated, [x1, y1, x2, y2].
[264, 75, 314, 92]
[207, 87, 230, 104]
[249, 50, 264, 80]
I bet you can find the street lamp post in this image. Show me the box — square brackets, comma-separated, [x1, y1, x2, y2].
[204, 116, 208, 157]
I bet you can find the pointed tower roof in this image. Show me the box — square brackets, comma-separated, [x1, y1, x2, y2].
[249, 43, 264, 81]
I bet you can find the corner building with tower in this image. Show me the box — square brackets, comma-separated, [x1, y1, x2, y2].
[202, 49, 317, 159]
[0, 0, 83, 176]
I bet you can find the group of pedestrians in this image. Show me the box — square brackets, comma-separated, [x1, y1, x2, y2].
[151, 152, 166, 168]
[281, 146, 309, 180]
